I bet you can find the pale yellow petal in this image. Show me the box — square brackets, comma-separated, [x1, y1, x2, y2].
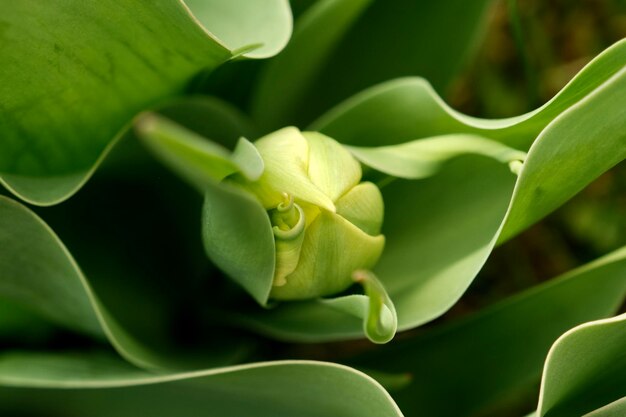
[303, 131, 361, 202]
[336, 181, 384, 236]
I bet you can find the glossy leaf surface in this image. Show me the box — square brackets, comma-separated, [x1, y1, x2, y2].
[0, 0, 291, 206]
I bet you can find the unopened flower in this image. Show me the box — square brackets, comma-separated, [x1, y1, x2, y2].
[231, 127, 385, 300]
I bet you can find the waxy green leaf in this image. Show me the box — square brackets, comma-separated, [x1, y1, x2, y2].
[202, 181, 275, 306]
[537, 311, 626, 417]
[0, 352, 403, 417]
[312, 38, 626, 149]
[348, 134, 526, 180]
[355, 246, 626, 417]
[0, 0, 291, 206]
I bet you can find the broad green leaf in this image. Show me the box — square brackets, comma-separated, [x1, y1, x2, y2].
[202, 181, 276, 306]
[0, 0, 291, 206]
[0, 196, 244, 371]
[0, 352, 403, 417]
[499, 66, 626, 241]
[537, 312, 626, 417]
[311, 38, 626, 150]
[235, 40, 626, 341]
[353, 246, 626, 417]
[252, 0, 495, 130]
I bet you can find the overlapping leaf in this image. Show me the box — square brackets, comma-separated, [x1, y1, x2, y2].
[0, 352, 402, 417]
[252, 0, 495, 130]
[354, 246, 626, 417]
[0, 195, 245, 371]
[238, 39, 626, 341]
[0, 0, 291, 206]
[537, 311, 626, 417]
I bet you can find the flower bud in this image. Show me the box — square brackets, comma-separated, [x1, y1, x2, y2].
[231, 127, 385, 300]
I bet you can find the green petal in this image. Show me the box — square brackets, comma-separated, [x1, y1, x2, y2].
[251, 127, 336, 211]
[336, 182, 384, 236]
[303, 131, 362, 202]
[270, 211, 385, 300]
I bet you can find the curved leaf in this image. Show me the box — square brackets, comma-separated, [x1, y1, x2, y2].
[354, 246, 626, 417]
[348, 134, 526, 179]
[0, 352, 403, 417]
[235, 40, 626, 341]
[183, 0, 292, 59]
[537, 312, 626, 417]
[311, 38, 626, 150]
[0, 0, 291, 206]
[0, 195, 243, 371]
[252, 0, 495, 129]
[202, 181, 275, 306]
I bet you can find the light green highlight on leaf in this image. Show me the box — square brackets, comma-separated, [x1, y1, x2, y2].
[182, 0, 292, 59]
[348, 134, 527, 180]
[499, 64, 626, 242]
[311, 38, 626, 150]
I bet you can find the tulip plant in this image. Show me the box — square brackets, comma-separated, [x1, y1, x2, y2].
[0, 1, 625, 416]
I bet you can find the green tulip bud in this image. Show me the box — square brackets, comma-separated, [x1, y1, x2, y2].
[230, 127, 385, 300]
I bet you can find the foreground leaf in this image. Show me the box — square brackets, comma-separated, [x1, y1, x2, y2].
[0, 0, 291, 206]
[0, 352, 403, 417]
